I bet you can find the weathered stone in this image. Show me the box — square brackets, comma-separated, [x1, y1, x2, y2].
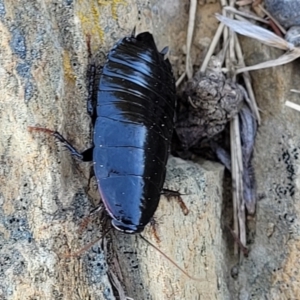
[265, 0, 300, 29]
[228, 36, 300, 299]
[111, 157, 226, 299]
[0, 1, 227, 299]
[285, 26, 300, 47]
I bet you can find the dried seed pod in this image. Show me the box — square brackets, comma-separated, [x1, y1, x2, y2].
[175, 57, 244, 150]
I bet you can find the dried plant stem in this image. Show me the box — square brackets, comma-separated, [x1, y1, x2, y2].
[222, 8, 229, 53]
[234, 14, 251, 22]
[220, 0, 228, 7]
[176, 0, 197, 86]
[230, 116, 246, 256]
[234, 34, 261, 124]
[291, 89, 300, 94]
[236, 0, 253, 6]
[216, 14, 293, 50]
[224, 6, 269, 23]
[236, 50, 300, 74]
[258, 4, 286, 34]
[200, 22, 225, 72]
[186, 0, 197, 79]
[108, 269, 127, 300]
[285, 101, 300, 112]
[224, 0, 247, 257]
[216, 14, 300, 74]
[176, 72, 186, 87]
[230, 118, 239, 255]
[226, 0, 238, 255]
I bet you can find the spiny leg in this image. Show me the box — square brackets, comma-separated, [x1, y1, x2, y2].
[161, 188, 189, 215]
[86, 34, 97, 119]
[149, 217, 161, 243]
[28, 127, 94, 162]
[78, 204, 105, 234]
[131, 26, 136, 37]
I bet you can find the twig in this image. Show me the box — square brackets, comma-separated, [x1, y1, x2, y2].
[225, 0, 247, 257]
[234, 14, 252, 22]
[108, 269, 128, 300]
[230, 115, 246, 256]
[234, 34, 261, 124]
[236, 0, 253, 6]
[258, 4, 286, 34]
[285, 101, 300, 112]
[225, 0, 238, 255]
[200, 22, 225, 72]
[176, 0, 197, 86]
[216, 14, 300, 73]
[200, 23, 225, 73]
[216, 14, 294, 51]
[291, 89, 300, 94]
[230, 118, 240, 255]
[186, 0, 197, 79]
[176, 72, 186, 87]
[220, 0, 228, 7]
[223, 6, 269, 24]
[236, 50, 300, 73]
[226, 225, 249, 256]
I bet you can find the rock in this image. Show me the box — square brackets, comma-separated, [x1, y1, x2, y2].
[285, 26, 300, 47]
[111, 156, 226, 299]
[265, 0, 300, 29]
[230, 36, 300, 299]
[0, 1, 227, 299]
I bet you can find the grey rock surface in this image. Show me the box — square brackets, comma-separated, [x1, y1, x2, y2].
[0, 0, 227, 299]
[111, 157, 226, 300]
[229, 36, 300, 300]
[265, 0, 300, 29]
[285, 26, 300, 47]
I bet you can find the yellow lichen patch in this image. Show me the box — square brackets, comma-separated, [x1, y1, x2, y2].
[63, 51, 76, 82]
[76, 0, 128, 45]
[271, 239, 300, 299]
[98, 0, 127, 19]
[76, 1, 105, 48]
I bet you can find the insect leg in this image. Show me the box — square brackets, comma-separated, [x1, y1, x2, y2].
[131, 26, 136, 37]
[160, 46, 169, 55]
[28, 127, 94, 161]
[87, 64, 96, 118]
[53, 131, 94, 161]
[149, 217, 161, 243]
[86, 34, 97, 119]
[161, 188, 189, 215]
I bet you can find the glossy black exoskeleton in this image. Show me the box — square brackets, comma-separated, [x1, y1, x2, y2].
[30, 31, 176, 234]
[94, 32, 176, 233]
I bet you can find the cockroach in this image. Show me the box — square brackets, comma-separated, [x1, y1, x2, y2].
[29, 30, 201, 281]
[92, 31, 176, 233]
[32, 31, 176, 232]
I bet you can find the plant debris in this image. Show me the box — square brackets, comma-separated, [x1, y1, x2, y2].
[176, 0, 300, 257]
[176, 56, 244, 150]
[175, 0, 268, 257]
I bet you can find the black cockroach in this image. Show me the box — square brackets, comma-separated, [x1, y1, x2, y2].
[29, 30, 201, 281]
[92, 31, 176, 233]
[31, 30, 176, 232]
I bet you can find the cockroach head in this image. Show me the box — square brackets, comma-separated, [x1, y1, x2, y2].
[111, 219, 145, 234]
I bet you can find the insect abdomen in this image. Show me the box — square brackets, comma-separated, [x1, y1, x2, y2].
[93, 32, 176, 233]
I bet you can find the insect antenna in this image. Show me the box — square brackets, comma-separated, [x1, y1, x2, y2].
[65, 226, 111, 258]
[139, 234, 205, 282]
[131, 26, 136, 37]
